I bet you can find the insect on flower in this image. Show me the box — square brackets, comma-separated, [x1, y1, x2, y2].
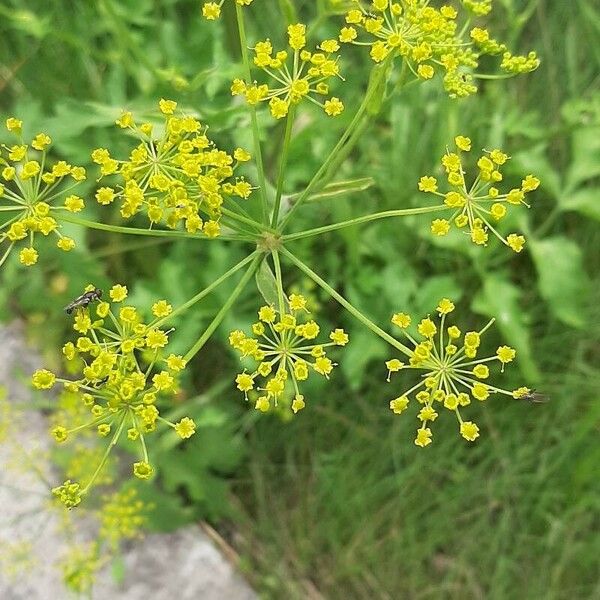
[64, 287, 103, 315]
[513, 387, 549, 403]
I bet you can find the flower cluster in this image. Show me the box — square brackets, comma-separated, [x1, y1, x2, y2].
[99, 487, 149, 547]
[419, 135, 540, 252]
[1, 118, 87, 268]
[202, 0, 253, 20]
[91, 99, 253, 238]
[338, 1, 539, 97]
[230, 294, 349, 413]
[59, 543, 100, 594]
[232, 24, 345, 119]
[386, 298, 523, 446]
[32, 284, 197, 507]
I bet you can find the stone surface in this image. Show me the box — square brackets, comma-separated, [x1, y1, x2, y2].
[0, 322, 255, 600]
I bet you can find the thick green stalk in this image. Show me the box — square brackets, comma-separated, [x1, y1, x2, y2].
[271, 107, 296, 227]
[283, 206, 449, 241]
[184, 254, 263, 361]
[153, 252, 259, 328]
[280, 247, 413, 357]
[235, 3, 270, 224]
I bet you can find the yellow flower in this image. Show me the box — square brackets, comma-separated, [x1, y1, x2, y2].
[419, 136, 538, 250]
[390, 396, 409, 414]
[52, 480, 82, 509]
[152, 300, 172, 317]
[109, 284, 128, 302]
[460, 421, 480, 441]
[0, 122, 86, 269]
[19, 247, 38, 266]
[158, 98, 177, 114]
[387, 299, 525, 444]
[324, 97, 344, 116]
[418, 176, 438, 192]
[52, 426, 68, 443]
[91, 100, 251, 235]
[431, 219, 450, 236]
[174, 417, 196, 439]
[291, 394, 305, 413]
[340, 2, 538, 98]
[330, 328, 349, 346]
[415, 428, 432, 447]
[233, 24, 343, 118]
[65, 195, 85, 212]
[6, 117, 22, 132]
[57, 237, 76, 252]
[133, 461, 153, 479]
[146, 329, 168, 349]
[33, 288, 195, 503]
[230, 299, 346, 413]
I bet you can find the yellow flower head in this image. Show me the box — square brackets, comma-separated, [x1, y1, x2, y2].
[232, 24, 344, 118]
[340, 1, 539, 97]
[0, 122, 86, 269]
[386, 299, 525, 445]
[91, 99, 253, 236]
[32, 287, 195, 504]
[419, 135, 539, 251]
[230, 294, 348, 412]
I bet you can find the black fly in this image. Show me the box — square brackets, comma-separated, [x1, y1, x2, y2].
[64, 288, 103, 315]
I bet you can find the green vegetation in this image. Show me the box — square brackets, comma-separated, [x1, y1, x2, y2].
[1, 0, 598, 597]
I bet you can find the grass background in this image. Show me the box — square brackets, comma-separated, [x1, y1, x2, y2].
[1, 0, 599, 598]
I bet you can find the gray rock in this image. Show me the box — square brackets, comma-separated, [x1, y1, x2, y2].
[0, 322, 255, 600]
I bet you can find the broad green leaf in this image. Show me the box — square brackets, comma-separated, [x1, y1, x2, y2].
[472, 275, 540, 382]
[529, 236, 590, 329]
[559, 187, 600, 222]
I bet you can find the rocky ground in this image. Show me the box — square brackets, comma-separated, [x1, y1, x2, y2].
[0, 322, 255, 600]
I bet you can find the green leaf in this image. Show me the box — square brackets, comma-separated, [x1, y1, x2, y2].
[559, 187, 600, 222]
[512, 146, 562, 199]
[413, 275, 462, 315]
[255, 260, 288, 310]
[529, 236, 591, 329]
[472, 275, 540, 383]
[566, 127, 600, 190]
[340, 328, 386, 390]
[303, 177, 376, 203]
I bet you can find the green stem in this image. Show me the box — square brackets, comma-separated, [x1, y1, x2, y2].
[57, 213, 252, 242]
[153, 252, 259, 328]
[81, 411, 127, 495]
[183, 254, 263, 361]
[221, 207, 272, 234]
[280, 247, 412, 357]
[271, 107, 295, 227]
[279, 59, 391, 231]
[271, 249, 286, 315]
[235, 3, 270, 224]
[283, 206, 449, 241]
